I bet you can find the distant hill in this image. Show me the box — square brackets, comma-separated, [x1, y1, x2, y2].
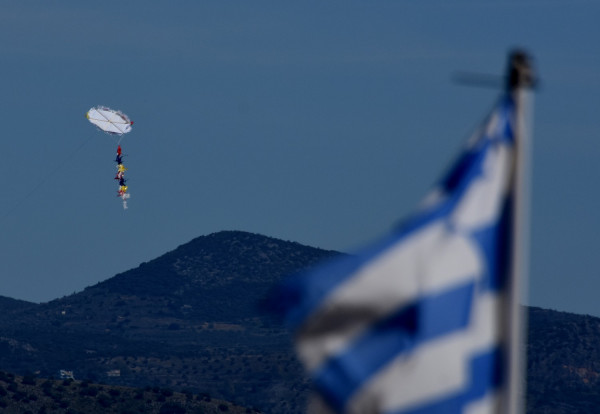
[0, 296, 37, 312]
[0, 370, 254, 414]
[1, 231, 600, 413]
[526, 306, 600, 413]
[0, 231, 339, 413]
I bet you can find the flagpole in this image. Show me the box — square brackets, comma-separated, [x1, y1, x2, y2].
[507, 50, 535, 414]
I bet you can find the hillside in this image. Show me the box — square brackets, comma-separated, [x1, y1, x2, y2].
[526, 307, 600, 413]
[0, 296, 37, 312]
[0, 231, 339, 413]
[0, 370, 254, 414]
[1, 231, 600, 413]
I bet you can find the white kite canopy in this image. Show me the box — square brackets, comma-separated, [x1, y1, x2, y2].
[86, 106, 133, 135]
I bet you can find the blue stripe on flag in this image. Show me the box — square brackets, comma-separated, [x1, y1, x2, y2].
[440, 96, 514, 195]
[389, 347, 504, 414]
[313, 281, 476, 412]
[469, 197, 513, 292]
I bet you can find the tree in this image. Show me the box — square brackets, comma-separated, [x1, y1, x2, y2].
[159, 402, 186, 414]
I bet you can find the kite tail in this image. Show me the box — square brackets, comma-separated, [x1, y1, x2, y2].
[115, 145, 130, 209]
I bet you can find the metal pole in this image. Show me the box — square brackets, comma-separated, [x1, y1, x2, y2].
[507, 50, 535, 414]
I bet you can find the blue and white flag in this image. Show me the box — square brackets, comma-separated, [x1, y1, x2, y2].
[271, 94, 522, 414]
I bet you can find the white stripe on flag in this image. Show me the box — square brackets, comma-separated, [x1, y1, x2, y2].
[298, 222, 482, 372]
[348, 293, 503, 413]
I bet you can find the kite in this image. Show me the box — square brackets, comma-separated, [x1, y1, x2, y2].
[86, 106, 134, 209]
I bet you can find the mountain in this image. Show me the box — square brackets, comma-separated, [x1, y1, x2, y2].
[0, 296, 36, 312]
[1, 231, 600, 413]
[0, 231, 339, 413]
[0, 370, 253, 414]
[526, 307, 600, 413]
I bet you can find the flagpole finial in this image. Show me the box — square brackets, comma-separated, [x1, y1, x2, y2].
[507, 50, 536, 91]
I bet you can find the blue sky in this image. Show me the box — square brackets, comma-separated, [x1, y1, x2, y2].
[0, 1, 598, 317]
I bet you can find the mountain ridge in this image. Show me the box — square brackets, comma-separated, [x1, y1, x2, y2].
[0, 230, 340, 413]
[0, 230, 599, 413]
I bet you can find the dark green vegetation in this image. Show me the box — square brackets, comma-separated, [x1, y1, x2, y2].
[0, 370, 253, 413]
[526, 307, 600, 413]
[0, 231, 338, 413]
[1, 231, 599, 413]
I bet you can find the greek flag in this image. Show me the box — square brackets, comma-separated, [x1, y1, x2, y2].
[271, 94, 522, 414]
